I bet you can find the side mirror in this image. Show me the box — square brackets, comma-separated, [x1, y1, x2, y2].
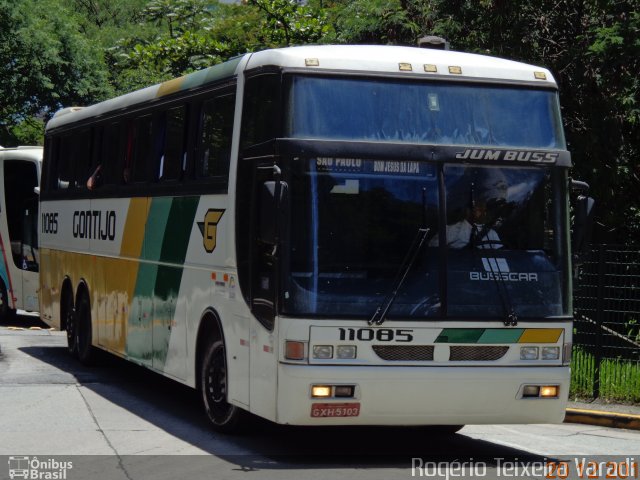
[259, 180, 288, 246]
[570, 179, 595, 256]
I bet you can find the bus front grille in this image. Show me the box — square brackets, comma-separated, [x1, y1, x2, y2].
[372, 345, 435, 361]
[449, 346, 509, 361]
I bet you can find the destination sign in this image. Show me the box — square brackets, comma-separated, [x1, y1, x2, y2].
[315, 157, 434, 176]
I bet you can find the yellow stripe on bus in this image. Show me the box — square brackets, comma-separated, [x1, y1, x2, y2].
[120, 198, 149, 259]
[519, 328, 563, 343]
[157, 76, 186, 97]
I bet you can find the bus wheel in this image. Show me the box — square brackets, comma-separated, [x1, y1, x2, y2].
[76, 293, 96, 365]
[201, 340, 246, 433]
[0, 281, 16, 323]
[61, 289, 77, 356]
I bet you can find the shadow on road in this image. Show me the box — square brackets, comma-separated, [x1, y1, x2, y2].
[0, 311, 50, 329]
[19, 339, 555, 470]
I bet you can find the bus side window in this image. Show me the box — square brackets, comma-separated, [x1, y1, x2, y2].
[56, 135, 75, 190]
[100, 121, 125, 188]
[241, 74, 280, 149]
[197, 93, 235, 181]
[132, 115, 153, 183]
[74, 128, 92, 190]
[3, 160, 38, 270]
[158, 105, 187, 182]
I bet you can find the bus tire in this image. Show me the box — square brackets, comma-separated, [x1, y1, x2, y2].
[201, 339, 247, 433]
[61, 288, 77, 357]
[0, 281, 16, 323]
[76, 292, 96, 365]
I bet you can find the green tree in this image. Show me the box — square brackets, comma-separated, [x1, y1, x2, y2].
[0, 0, 111, 145]
[248, 0, 330, 46]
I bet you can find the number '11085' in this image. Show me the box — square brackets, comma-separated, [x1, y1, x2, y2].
[338, 328, 414, 342]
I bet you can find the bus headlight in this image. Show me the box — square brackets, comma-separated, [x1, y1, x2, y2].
[337, 345, 357, 359]
[542, 346, 560, 360]
[520, 346, 539, 360]
[312, 345, 334, 359]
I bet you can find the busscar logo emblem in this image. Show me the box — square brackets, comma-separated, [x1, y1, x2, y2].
[197, 209, 225, 253]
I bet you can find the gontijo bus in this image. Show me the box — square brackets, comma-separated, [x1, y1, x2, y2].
[0, 145, 41, 321]
[39, 45, 572, 432]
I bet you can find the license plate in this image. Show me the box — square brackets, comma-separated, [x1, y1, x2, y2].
[311, 402, 360, 418]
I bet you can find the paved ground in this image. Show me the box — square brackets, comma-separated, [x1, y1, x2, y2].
[1, 315, 639, 480]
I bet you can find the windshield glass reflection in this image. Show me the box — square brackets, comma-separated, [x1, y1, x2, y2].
[284, 158, 440, 318]
[287, 76, 566, 149]
[283, 159, 567, 319]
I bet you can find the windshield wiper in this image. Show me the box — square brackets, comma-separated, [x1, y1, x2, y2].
[471, 225, 518, 326]
[368, 226, 430, 326]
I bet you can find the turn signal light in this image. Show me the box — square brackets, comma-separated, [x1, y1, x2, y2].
[285, 341, 306, 361]
[540, 385, 559, 398]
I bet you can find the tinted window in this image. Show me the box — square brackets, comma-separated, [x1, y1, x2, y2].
[132, 115, 152, 183]
[158, 106, 187, 181]
[241, 74, 280, 149]
[56, 135, 74, 190]
[197, 93, 235, 179]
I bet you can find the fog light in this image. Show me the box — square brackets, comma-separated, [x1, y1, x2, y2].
[285, 341, 306, 361]
[540, 385, 559, 398]
[337, 345, 357, 359]
[313, 345, 334, 359]
[311, 385, 332, 398]
[523, 385, 540, 397]
[334, 385, 355, 398]
[542, 346, 560, 360]
[520, 346, 539, 360]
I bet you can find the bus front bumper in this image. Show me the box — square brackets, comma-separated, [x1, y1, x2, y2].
[276, 364, 570, 426]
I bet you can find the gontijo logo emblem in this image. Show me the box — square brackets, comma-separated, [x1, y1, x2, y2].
[197, 209, 225, 253]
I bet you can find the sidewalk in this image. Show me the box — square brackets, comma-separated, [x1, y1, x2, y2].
[565, 399, 640, 430]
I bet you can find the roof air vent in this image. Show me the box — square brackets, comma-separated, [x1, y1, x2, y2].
[418, 36, 450, 50]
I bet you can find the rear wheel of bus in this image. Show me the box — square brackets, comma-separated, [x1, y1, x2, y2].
[75, 291, 96, 365]
[201, 339, 247, 433]
[61, 286, 76, 356]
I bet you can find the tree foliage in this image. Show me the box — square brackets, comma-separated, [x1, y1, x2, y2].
[0, 0, 111, 145]
[0, 0, 637, 243]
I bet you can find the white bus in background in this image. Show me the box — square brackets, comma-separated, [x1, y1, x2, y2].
[40, 45, 574, 433]
[0, 145, 41, 321]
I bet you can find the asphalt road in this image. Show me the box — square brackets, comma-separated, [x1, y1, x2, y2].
[1, 314, 639, 480]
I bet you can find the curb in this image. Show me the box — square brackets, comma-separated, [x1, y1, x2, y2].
[565, 408, 640, 430]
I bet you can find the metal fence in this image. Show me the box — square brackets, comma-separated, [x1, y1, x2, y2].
[572, 245, 640, 402]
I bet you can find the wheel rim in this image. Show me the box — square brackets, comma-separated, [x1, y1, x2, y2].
[204, 345, 232, 422]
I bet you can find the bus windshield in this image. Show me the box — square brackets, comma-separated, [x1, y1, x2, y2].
[286, 75, 566, 149]
[283, 159, 569, 320]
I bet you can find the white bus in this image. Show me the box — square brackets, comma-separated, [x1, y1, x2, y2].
[0, 146, 41, 321]
[40, 45, 573, 432]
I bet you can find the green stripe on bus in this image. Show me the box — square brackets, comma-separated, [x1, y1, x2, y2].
[180, 58, 242, 91]
[143, 197, 173, 261]
[152, 196, 200, 367]
[477, 329, 524, 344]
[435, 329, 485, 343]
[157, 57, 242, 97]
